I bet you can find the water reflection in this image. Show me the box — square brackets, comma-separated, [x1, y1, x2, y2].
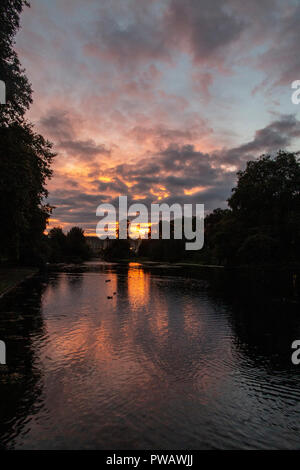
[0, 262, 300, 449]
[0, 278, 47, 449]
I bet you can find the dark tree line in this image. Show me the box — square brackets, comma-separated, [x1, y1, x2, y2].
[139, 151, 300, 267]
[0, 0, 55, 266]
[202, 151, 300, 267]
[48, 227, 91, 263]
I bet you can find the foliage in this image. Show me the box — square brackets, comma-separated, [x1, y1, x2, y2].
[66, 227, 91, 261]
[48, 228, 67, 262]
[203, 151, 300, 266]
[48, 227, 91, 263]
[0, 1, 55, 266]
[0, 0, 32, 125]
[138, 151, 300, 267]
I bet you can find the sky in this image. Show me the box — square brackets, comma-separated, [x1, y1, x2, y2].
[15, 0, 300, 235]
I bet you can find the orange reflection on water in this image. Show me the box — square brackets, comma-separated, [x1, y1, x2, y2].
[148, 293, 169, 339]
[127, 265, 150, 307]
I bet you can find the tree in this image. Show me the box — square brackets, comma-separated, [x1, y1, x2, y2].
[201, 208, 239, 265]
[0, 122, 54, 264]
[228, 150, 300, 264]
[66, 227, 91, 261]
[48, 227, 67, 262]
[228, 151, 300, 220]
[0, 0, 32, 125]
[203, 151, 300, 266]
[0, 1, 55, 265]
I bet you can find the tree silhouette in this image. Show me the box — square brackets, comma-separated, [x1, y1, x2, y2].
[0, 1, 55, 265]
[203, 151, 300, 266]
[138, 151, 300, 267]
[66, 227, 91, 261]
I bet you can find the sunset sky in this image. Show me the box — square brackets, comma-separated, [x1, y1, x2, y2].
[15, 0, 300, 235]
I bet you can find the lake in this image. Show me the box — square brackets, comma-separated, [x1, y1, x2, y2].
[0, 261, 299, 450]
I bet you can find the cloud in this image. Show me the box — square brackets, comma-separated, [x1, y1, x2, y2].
[218, 114, 300, 165]
[166, 0, 246, 64]
[83, 0, 246, 69]
[46, 113, 300, 233]
[40, 109, 111, 160]
[15, 0, 300, 234]
[40, 110, 74, 141]
[255, 3, 300, 88]
[82, 0, 171, 67]
[129, 118, 212, 146]
[59, 139, 110, 158]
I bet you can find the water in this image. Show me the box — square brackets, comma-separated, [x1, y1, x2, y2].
[0, 261, 300, 450]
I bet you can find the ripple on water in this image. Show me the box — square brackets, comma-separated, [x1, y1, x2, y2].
[0, 262, 300, 449]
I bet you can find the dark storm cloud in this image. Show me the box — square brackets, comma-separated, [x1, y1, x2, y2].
[83, 0, 171, 66]
[48, 113, 300, 229]
[40, 109, 110, 159]
[80, 0, 300, 94]
[49, 190, 108, 208]
[82, 0, 248, 72]
[102, 114, 300, 210]
[166, 0, 246, 63]
[40, 110, 74, 141]
[59, 139, 110, 158]
[105, 144, 230, 208]
[49, 189, 108, 228]
[218, 115, 300, 165]
[129, 125, 201, 144]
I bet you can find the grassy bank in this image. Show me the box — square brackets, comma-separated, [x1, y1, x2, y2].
[0, 268, 38, 298]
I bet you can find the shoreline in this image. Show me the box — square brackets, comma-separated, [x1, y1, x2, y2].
[0, 268, 38, 299]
